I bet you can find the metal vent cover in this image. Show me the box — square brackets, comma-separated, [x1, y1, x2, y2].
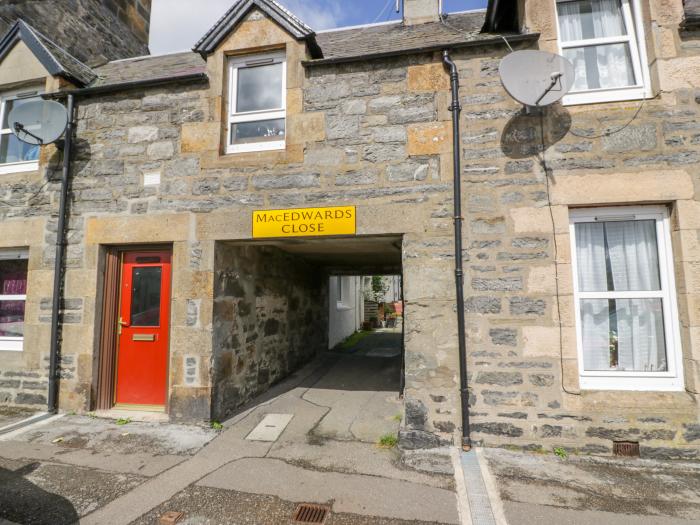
[292, 503, 330, 523]
[613, 441, 640, 457]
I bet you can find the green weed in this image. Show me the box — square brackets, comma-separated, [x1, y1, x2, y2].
[378, 433, 398, 448]
[211, 421, 224, 430]
[115, 417, 131, 426]
[553, 447, 568, 459]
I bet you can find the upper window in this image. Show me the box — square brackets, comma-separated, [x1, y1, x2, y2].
[0, 249, 28, 352]
[0, 89, 41, 174]
[555, 0, 651, 105]
[569, 206, 683, 391]
[227, 52, 286, 154]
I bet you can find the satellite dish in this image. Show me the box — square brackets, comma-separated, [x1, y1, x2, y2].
[9, 99, 68, 145]
[499, 50, 574, 108]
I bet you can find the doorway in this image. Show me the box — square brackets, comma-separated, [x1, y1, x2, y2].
[96, 248, 172, 411]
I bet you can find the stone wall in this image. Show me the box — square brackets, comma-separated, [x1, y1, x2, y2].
[0, 3, 697, 456]
[212, 243, 327, 421]
[0, 0, 151, 64]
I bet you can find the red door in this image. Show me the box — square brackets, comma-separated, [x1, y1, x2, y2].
[114, 250, 171, 408]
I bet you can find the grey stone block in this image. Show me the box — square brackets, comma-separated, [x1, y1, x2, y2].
[465, 296, 501, 314]
[405, 397, 428, 429]
[476, 372, 523, 386]
[472, 422, 523, 437]
[509, 297, 546, 315]
[602, 124, 657, 152]
[472, 277, 523, 292]
[252, 174, 320, 190]
[489, 328, 517, 346]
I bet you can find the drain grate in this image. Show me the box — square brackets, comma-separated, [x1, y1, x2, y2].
[292, 503, 330, 523]
[613, 441, 640, 457]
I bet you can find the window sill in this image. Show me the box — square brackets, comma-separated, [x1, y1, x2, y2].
[562, 86, 651, 106]
[226, 141, 286, 155]
[0, 338, 24, 352]
[579, 375, 685, 392]
[0, 161, 39, 175]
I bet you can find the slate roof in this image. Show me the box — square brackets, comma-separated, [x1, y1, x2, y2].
[0, 20, 96, 86]
[683, 0, 700, 28]
[194, 0, 322, 58]
[310, 10, 531, 65]
[91, 52, 206, 88]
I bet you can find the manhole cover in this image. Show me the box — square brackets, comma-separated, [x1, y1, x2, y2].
[292, 503, 330, 523]
[367, 347, 401, 358]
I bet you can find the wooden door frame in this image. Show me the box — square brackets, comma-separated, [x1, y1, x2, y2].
[94, 244, 173, 411]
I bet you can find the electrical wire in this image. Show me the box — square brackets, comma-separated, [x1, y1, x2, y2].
[538, 109, 580, 397]
[0, 177, 53, 208]
[568, 98, 646, 139]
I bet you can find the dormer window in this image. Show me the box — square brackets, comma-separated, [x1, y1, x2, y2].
[0, 89, 41, 174]
[227, 51, 286, 154]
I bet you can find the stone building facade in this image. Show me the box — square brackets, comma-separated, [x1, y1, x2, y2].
[0, 0, 699, 458]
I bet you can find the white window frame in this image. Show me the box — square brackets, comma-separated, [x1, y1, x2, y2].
[0, 88, 41, 174]
[0, 248, 29, 352]
[555, 0, 652, 106]
[227, 51, 286, 154]
[569, 205, 684, 391]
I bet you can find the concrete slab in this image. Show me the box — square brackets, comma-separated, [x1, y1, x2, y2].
[481, 448, 700, 524]
[246, 413, 294, 442]
[303, 351, 402, 443]
[198, 457, 460, 524]
[0, 440, 185, 477]
[14, 414, 216, 456]
[269, 437, 453, 489]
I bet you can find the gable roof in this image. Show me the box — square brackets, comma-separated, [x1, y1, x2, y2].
[193, 0, 322, 58]
[0, 20, 96, 86]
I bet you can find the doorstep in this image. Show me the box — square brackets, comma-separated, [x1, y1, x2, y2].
[95, 408, 169, 423]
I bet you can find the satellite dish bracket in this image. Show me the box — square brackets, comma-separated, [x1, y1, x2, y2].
[499, 50, 574, 111]
[13, 122, 44, 146]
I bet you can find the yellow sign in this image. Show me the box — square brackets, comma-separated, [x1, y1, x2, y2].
[252, 206, 356, 238]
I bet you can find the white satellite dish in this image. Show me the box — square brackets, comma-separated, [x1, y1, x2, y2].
[499, 50, 575, 108]
[9, 99, 68, 145]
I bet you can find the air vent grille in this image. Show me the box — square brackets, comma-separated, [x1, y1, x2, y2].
[613, 441, 640, 457]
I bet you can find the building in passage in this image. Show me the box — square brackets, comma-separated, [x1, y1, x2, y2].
[0, 0, 699, 458]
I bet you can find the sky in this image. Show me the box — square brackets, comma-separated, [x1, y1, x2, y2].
[149, 0, 488, 54]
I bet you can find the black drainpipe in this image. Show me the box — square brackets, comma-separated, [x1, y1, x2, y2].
[442, 50, 471, 451]
[47, 94, 75, 413]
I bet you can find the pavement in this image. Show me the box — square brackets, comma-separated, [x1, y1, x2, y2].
[3, 326, 700, 525]
[475, 447, 700, 525]
[0, 406, 40, 430]
[0, 329, 460, 525]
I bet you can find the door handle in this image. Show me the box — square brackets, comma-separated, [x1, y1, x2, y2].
[117, 317, 129, 335]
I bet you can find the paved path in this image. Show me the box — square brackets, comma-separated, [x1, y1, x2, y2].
[0, 342, 458, 525]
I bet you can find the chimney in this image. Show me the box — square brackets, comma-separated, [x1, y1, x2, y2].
[403, 0, 441, 25]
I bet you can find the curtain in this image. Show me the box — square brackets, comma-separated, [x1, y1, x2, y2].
[575, 220, 667, 372]
[558, 0, 635, 90]
[577, 223, 611, 370]
[558, 0, 627, 41]
[606, 220, 666, 371]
